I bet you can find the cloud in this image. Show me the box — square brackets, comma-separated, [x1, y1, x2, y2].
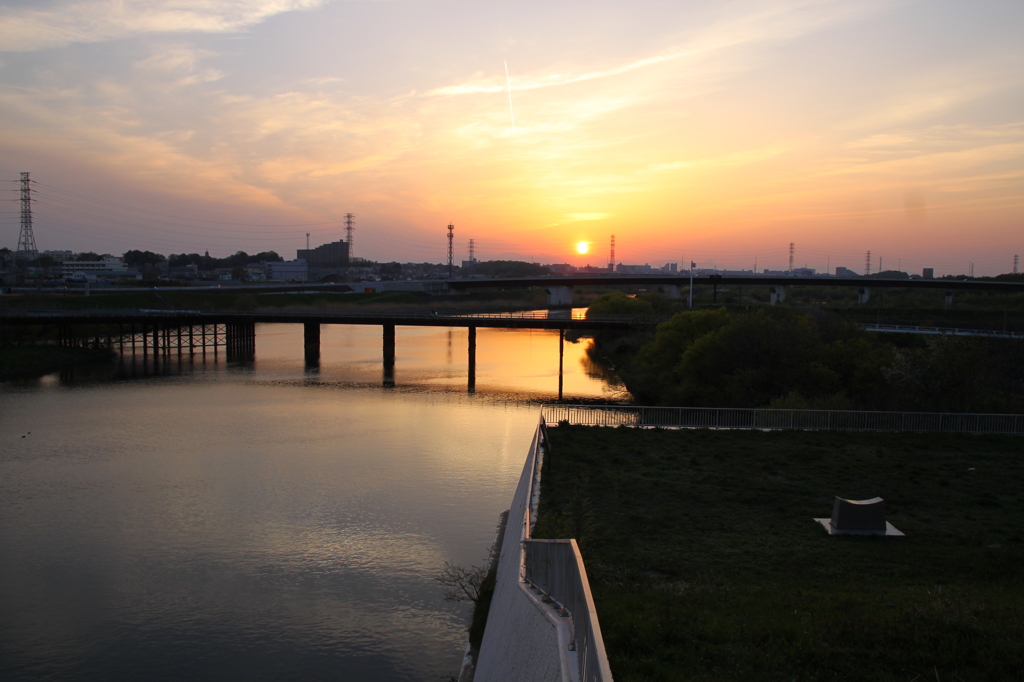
[0, 0, 331, 52]
[428, 0, 886, 97]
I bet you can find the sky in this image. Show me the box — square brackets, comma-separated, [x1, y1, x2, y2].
[0, 0, 1021, 275]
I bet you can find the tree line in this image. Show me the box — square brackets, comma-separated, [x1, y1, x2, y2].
[588, 292, 1024, 413]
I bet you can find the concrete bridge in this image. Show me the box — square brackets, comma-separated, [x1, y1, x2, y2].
[22, 273, 1024, 307]
[445, 274, 1024, 306]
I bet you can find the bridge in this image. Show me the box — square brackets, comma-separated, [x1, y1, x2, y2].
[4, 309, 1021, 392]
[18, 273, 1024, 307]
[446, 274, 1024, 306]
[0, 309, 657, 395]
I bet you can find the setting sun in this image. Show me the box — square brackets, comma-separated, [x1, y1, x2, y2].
[576, 242, 589, 254]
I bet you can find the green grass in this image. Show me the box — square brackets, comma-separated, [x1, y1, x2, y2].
[532, 426, 1024, 681]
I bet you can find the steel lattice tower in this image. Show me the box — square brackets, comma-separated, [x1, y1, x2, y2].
[17, 172, 37, 257]
[344, 213, 355, 258]
[788, 242, 795, 272]
[1014, 254, 1019, 274]
[447, 224, 454, 278]
[609, 235, 615, 271]
[865, 250, 872, 276]
[468, 238, 475, 262]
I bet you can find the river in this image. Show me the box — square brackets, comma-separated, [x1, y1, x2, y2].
[0, 317, 625, 681]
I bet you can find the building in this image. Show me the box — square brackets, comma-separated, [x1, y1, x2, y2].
[265, 259, 308, 282]
[62, 257, 142, 281]
[297, 240, 348, 268]
[615, 263, 654, 274]
[922, 268, 934, 279]
[63, 257, 126, 276]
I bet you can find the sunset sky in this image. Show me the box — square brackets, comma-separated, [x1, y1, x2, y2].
[0, 0, 1021, 275]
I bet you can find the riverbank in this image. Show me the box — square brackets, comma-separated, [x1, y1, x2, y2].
[0, 345, 116, 380]
[532, 425, 1024, 681]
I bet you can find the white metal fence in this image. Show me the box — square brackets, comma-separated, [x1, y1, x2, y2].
[540, 405, 1024, 434]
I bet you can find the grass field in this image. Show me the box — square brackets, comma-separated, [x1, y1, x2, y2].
[532, 426, 1024, 681]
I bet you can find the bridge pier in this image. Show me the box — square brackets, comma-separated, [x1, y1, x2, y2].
[546, 286, 573, 307]
[468, 326, 476, 393]
[225, 322, 255, 362]
[558, 329, 564, 401]
[304, 322, 321, 369]
[383, 324, 395, 387]
[770, 285, 786, 305]
[661, 285, 682, 299]
[858, 287, 871, 304]
[945, 290, 953, 308]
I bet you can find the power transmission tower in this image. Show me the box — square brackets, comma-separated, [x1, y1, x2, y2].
[609, 235, 615, 271]
[468, 238, 475, 262]
[865, 250, 871, 276]
[1014, 254, 1019, 274]
[17, 172, 37, 257]
[788, 242, 795, 272]
[344, 213, 355, 258]
[447, 223, 454, 278]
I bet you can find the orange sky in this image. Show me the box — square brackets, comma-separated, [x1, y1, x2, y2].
[0, 0, 1021, 275]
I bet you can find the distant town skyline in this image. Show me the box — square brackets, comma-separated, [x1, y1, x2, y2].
[1, 0, 1022, 276]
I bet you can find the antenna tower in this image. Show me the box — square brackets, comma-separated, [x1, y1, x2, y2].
[447, 223, 454, 278]
[609, 234, 615, 271]
[1014, 254, 1019, 274]
[788, 242, 795, 272]
[468, 238, 475, 262]
[344, 213, 355, 257]
[865, 250, 871, 276]
[17, 172, 37, 257]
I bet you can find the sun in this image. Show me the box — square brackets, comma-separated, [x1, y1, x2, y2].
[576, 242, 589, 254]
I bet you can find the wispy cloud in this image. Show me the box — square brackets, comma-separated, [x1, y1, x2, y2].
[0, 0, 331, 52]
[429, 0, 886, 97]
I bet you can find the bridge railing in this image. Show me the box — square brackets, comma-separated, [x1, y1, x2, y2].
[523, 538, 612, 682]
[864, 323, 1024, 339]
[517, 418, 613, 682]
[540, 405, 1024, 435]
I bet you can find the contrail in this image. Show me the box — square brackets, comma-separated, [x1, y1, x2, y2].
[504, 60, 516, 137]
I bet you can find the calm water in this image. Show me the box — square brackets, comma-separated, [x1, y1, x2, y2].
[0, 318, 625, 681]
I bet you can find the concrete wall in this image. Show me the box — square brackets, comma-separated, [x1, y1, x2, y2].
[474, 428, 569, 682]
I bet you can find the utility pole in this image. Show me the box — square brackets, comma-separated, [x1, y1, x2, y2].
[447, 223, 454, 278]
[17, 172, 37, 258]
[688, 261, 695, 308]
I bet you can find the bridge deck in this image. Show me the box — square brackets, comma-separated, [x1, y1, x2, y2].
[0, 310, 658, 331]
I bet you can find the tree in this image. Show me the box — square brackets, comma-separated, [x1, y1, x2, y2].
[435, 561, 488, 604]
[123, 250, 166, 266]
